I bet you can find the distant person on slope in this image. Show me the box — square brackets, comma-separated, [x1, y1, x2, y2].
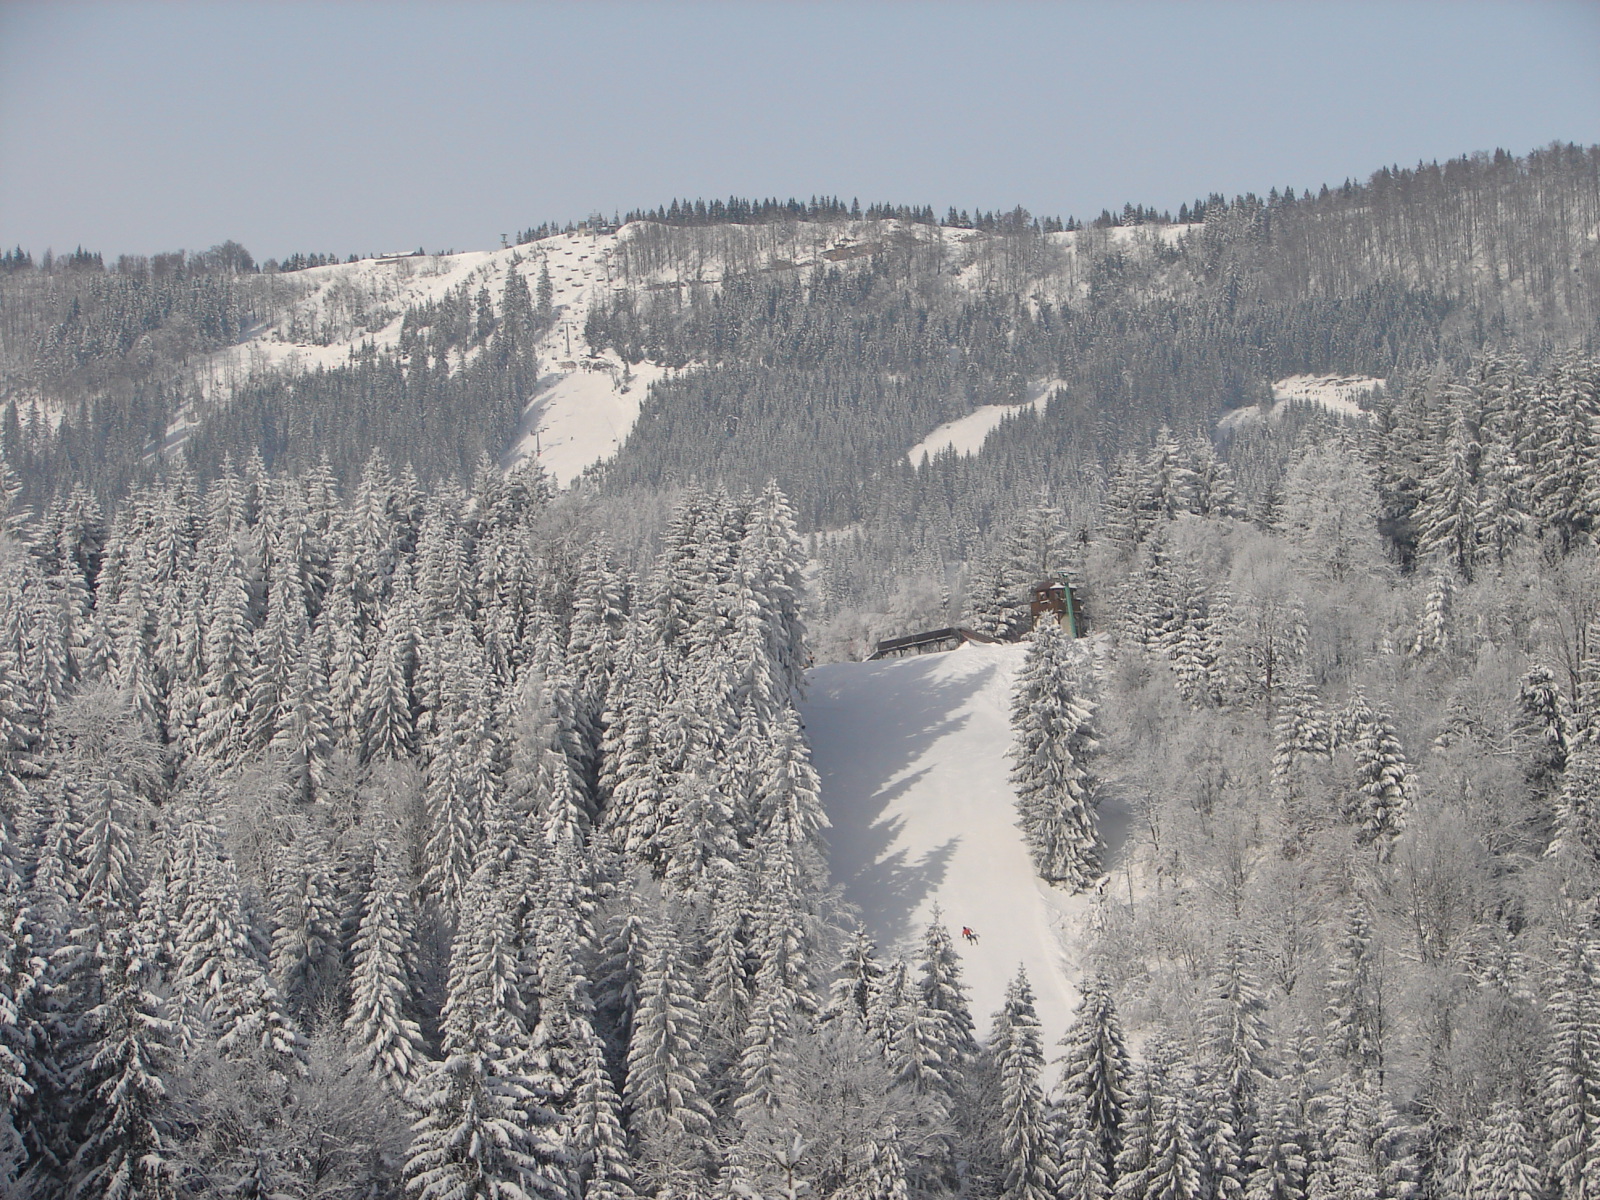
[961, 926, 979, 945]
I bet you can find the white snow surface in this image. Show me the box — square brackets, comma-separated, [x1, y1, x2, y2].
[802, 642, 1123, 1052]
[906, 379, 1064, 465]
[1218, 373, 1384, 430]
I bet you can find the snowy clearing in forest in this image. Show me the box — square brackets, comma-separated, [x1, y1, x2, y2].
[802, 641, 1128, 1053]
[906, 379, 1065, 466]
[1218, 373, 1384, 431]
[503, 358, 668, 487]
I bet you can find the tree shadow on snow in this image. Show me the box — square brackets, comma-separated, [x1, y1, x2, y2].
[802, 654, 995, 956]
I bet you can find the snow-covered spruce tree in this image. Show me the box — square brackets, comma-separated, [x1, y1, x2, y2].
[1113, 1034, 1201, 1200]
[1408, 567, 1453, 660]
[1310, 1074, 1417, 1200]
[568, 1020, 634, 1200]
[1243, 1080, 1310, 1200]
[268, 829, 342, 1023]
[405, 864, 563, 1200]
[1057, 1093, 1111, 1200]
[1413, 396, 1486, 582]
[624, 914, 714, 1149]
[422, 630, 502, 917]
[1466, 1099, 1542, 1200]
[1544, 924, 1600, 1200]
[828, 925, 884, 1025]
[64, 921, 177, 1200]
[1058, 974, 1131, 1192]
[1526, 352, 1600, 555]
[196, 536, 253, 764]
[270, 630, 335, 803]
[346, 840, 429, 1098]
[1270, 677, 1330, 806]
[918, 912, 978, 1075]
[1343, 692, 1411, 852]
[363, 591, 419, 763]
[739, 482, 810, 703]
[0, 826, 34, 1191]
[702, 883, 754, 1057]
[173, 822, 303, 1066]
[1008, 622, 1102, 889]
[1004, 499, 1074, 596]
[736, 953, 797, 1120]
[1325, 900, 1387, 1084]
[990, 966, 1055, 1200]
[1551, 745, 1600, 864]
[1515, 663, 1571, 795]
[1202, 936, 1272, 1174]
[504, 668, 591, 851]
[56, 683, 162, 919]
[752, 707, 829, 887]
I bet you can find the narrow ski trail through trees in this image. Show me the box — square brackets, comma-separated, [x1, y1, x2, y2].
[802, 641, 1120, 1053]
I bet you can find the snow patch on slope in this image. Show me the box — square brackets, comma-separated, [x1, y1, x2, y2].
[1218, 374, 1384, 431]
[802, 642, 1128, 1052]
[907, 379, 1064, 465]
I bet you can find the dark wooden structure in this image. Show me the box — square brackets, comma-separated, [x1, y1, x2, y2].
[1029, 578, 1084, 638]
[868, 627, 998, 661]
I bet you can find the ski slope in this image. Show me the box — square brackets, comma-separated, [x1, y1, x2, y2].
[906, 378, 1065, 466]
[802, 641, 1123, 1052]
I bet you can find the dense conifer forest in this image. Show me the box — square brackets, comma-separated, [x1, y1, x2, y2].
[0, 142, 1599, 1198]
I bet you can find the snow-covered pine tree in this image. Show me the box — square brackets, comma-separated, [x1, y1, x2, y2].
[346, 841, 429, 1097]
[1057, 975, 1130, 1191]
[991, 966, 1055, 1200]
[1008, 621, 1102, 889]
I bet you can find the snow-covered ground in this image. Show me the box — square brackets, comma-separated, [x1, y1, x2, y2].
[906, 379, 1064, 465]
[1217, 373, 1384, 431]
[802, 642, 1128, 1054]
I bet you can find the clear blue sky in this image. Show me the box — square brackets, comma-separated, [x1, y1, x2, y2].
[2, 0, 1597, 261]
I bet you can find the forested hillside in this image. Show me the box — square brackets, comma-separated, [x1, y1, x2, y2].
[1, 142, 1599, 1199]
